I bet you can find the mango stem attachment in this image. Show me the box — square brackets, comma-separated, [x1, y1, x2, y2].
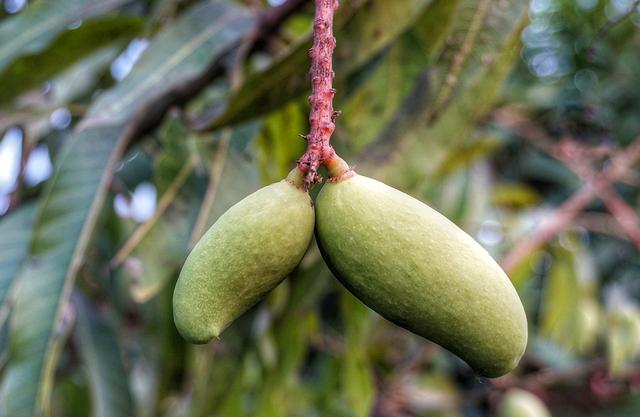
[297, 0, 349, 190]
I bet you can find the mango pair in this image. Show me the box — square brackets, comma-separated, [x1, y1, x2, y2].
[173, 167, 527, 377]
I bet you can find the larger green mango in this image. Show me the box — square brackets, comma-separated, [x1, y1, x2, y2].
[173, 170, 314, 344]
[315, 173, 527, 377]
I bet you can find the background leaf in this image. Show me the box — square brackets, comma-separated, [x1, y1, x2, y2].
[0, 204, 36, 316]
[208, 0, 434, 128]
[0, 0, 132, 72]
[85, 0, 255, 125]
[2, 1, 640, 416]
[73, 294, 134, 417]
[0, 125, 127, 417]
[0, 16, 144, 106]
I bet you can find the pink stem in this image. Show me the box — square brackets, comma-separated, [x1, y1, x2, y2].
[297, 0, 345, 190]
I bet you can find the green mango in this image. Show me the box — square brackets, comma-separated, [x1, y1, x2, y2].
[499, 389, 551, 417]
[315, 173, 527, 377]
[173, 169, 314, 343]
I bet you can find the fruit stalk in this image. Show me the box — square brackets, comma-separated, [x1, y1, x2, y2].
[297, 0, 347, 189]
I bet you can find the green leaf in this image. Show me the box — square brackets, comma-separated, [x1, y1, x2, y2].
[0, 204, 37, 317]
[0, 4, 256, 413]
[340, 289, 375, 417]
[491, 182, 542, 208]
[254, 312, 319, 417]
[0, 204, 37, 367]
[427, 0, 530, 125]
[0, 0, 132, 72]
[355, 0, 463, 161]
[255, 99, 308, 183]
[428, 0, 494, 112]
[0, 125, 128, 417]
[73, 294, 134, 417]
[338, 33, 432, 153]
[208, 0, 434, 128]
[121, 172, 201, 303]
[120, 123, 261, 303]
[584, 393, 640, 417]
[410, 0, 462, 58]
[199, 137, 262, 231]
[434, 135, 502, 177]
[427, 166, 490, 228]
[541, 249, 580, 349]
[0, 318, 8, 366]
[375, 5, 528, 188]
[50, 45, 122, 105]
[153, 118, 194, 194]
[262, 258, 330, 410]
[86, 0, 255, 124]
[116, 118, 203, 303]
[0, 16, 144, 106]
[607, 307, 640, 377]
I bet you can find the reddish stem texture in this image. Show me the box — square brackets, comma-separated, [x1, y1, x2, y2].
[297, 0, 343, 190]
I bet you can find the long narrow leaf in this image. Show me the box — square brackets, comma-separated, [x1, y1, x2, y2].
[0, 0, 131, 72]
[0, 16, 143, 106]
[209, 0, 434, 128]
[372, 5, 529, 186]
[73, 294, 134, 417]
[0, 2, 256, 415]
[0, 204, 36, 312]
[0, 124, 128, 417]
[86, 0, 255, 124]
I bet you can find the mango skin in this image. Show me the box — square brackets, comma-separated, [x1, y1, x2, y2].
[499, 389, 551, 417]
[315, 174, 527, 377]
[173, 179, 314, 344]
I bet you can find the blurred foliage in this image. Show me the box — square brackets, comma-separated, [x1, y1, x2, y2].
[0, 0, 639, 416]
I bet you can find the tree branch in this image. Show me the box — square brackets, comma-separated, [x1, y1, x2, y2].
[297, 0, 350, 189]
[494, 109, 640, 271]
[500, 133, 640, 272]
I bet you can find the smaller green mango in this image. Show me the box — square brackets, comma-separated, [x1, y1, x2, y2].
[315, 173, 527, 377]
[499, 389, 551, 417]
[173, 169, 314, 344]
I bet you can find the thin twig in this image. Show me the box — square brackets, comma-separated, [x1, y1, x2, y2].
[188, 131, 231, 248]
[501, 137, 640, 273]
[575, 212, 629, 240]
[596, 187, 640, 247]
[187, 13, 250, 247]
[297, 0, 342, 189]
[494, 109, 640, 271]
[111, 158, 196, 268]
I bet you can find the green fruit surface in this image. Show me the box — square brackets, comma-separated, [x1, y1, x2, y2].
[499, 389, 551, 417]
[173, 179, 314, 343]
[315, 174, 527, 377]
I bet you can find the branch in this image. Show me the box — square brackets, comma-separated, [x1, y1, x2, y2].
[597, 187, 640, 247]
[498, 110, 640, 248]
[500, 135, 640, 273]
[493, 109, 640, 271]
[297, 0, 350, 189]
[188, 130, 231, 248]
[110, 157, 196, 268]
[575, 212, 630, 240]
